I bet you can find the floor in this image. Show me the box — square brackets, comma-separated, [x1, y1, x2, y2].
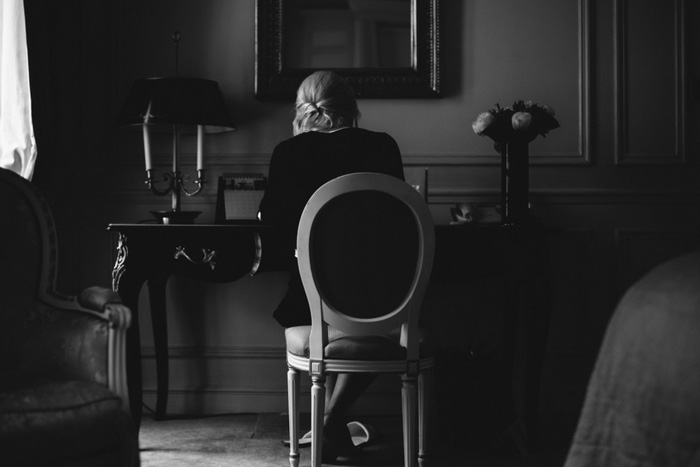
[139, 412, 573, 467]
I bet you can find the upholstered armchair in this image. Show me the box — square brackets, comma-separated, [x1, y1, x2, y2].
[0, 168, 139, 466]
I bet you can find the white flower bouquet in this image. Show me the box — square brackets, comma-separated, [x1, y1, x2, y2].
[472, 100, 560, 145]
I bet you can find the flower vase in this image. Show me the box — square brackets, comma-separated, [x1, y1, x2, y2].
[501, 140, 530, 224]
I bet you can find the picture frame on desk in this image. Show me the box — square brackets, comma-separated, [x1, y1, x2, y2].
[215, 173, 267, 224]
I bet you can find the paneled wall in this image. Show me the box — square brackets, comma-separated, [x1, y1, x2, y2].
[34, 0, 700, 426]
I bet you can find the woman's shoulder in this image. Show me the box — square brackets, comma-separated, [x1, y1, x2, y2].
[348, 128, 400, 151]
[345, 127, 395, 140]
[273, 128, 397, 153]
[273, 131, 322, 150]
[290, 127, 394, 139]
[324, 128, 399, 147]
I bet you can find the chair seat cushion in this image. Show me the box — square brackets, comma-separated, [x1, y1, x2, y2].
[285, 326, 434, 360]
[0, 380, 134, 463]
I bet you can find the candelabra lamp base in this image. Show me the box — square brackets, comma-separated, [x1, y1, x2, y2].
[151, 210, 201, 225]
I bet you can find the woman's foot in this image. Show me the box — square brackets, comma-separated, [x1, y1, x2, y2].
[321, 418, 359, 463]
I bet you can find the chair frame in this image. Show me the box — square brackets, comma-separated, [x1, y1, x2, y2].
[286, 172, 435, 467]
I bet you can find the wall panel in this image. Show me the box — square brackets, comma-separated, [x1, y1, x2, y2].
[45, 0, 700, 424]
[615, 0, 687, 164]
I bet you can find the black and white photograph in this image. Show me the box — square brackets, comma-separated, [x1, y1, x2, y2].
[1, 1, 699, 466]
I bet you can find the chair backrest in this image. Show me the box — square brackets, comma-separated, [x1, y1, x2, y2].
[296, 172, 435, 362]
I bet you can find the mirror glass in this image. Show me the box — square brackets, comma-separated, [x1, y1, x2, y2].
[284, 0, 412, 69]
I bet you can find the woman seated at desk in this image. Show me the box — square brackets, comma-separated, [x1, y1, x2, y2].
[258, 70, 404, 462]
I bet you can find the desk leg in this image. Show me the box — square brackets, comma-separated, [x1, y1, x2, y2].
[148, 275, 169, 420]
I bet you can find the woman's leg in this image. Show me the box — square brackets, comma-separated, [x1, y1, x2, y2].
[325, 373, 376, 421]
[322, 372, 377, 460]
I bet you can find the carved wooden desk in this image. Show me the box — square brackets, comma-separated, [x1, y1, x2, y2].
[107, 223, 292, 426]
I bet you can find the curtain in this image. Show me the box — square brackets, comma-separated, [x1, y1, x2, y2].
[0, 0, 36, 180]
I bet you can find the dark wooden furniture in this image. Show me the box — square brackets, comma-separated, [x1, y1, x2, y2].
[108, 222, 552, 450]
[106, 223, 293, 426]
[431, 224, 553, 453]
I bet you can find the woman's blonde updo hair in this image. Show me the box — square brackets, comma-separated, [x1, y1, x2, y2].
[293, 71, 360, 136]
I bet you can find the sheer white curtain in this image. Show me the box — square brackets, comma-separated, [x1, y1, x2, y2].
[0, 0, 37, 180]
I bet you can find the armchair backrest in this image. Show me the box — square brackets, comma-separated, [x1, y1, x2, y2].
[0, 168, 62, 305]
[0, 168, 64, 375]
[296, 173, 435, 362]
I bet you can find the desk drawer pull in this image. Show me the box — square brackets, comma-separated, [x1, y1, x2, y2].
[174, 246, 217, 270]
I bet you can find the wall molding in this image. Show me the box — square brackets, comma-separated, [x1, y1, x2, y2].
[101, 186, 700, 207]
[410, 0, 593, 166]
[120, 148, 596, 169]
[139, 345, 403, 415]
[142, 387, 403, 416]
[614, 0, 687, 165]
[427, 188, 700, 205]
[576, 0, 592, 166]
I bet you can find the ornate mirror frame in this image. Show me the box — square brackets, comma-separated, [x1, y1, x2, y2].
[255, 0, 440, 99]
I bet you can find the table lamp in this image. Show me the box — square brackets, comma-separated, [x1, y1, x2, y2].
[117, 76, 235, 224]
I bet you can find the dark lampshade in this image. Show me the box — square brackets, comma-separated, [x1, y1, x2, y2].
[117, 77, 235, 132]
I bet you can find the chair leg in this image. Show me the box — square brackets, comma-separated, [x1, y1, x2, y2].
[310, 374, 326, 467]
[418, 369, 432, 459]
[401, 374, 418, 467]
[287, 366, 300, 467]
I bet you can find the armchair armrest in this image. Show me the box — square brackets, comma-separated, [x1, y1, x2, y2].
[77, 286, 132, 410]
[18, 287, 133, 411]
[78, 286, 123, 311]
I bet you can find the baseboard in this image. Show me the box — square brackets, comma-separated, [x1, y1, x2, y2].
[141, 387, 403, 417]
